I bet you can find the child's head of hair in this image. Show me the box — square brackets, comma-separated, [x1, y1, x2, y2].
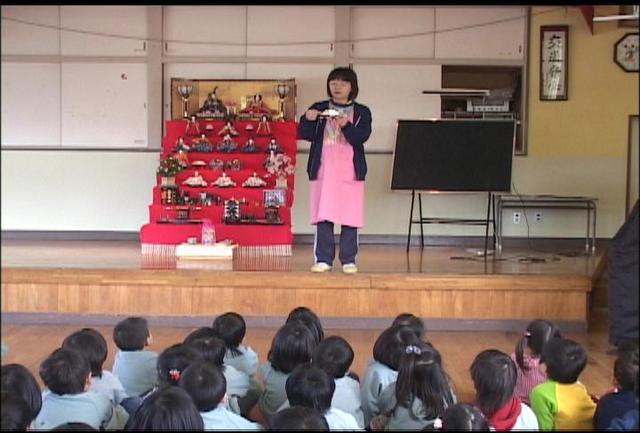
[312, 336, 354, 379]
[268, 406, 330, 431]
[614, 341, 639, 393]
[39, 347, 90, 395]
[183, 326, 218, 345]
[514, 319, 561, 371]
[268, 322, 315, 374]
[212, 312, 246, 356]
[157, 343, 203, 387]
[470, 349, 517, 416]
[440, 403, 490, 431]
[1, 363, 42, 422]
[285, 363, 335, 414]
[392, 313, 426, 341]
[540, 337, 587, 384]
[396, 342, 453, 420]
[179, 361, 226, 413]
[113, 317, 151, 351]
[184, 335, 226, 367]
[124, 386, 204, 431]
[61, 328, 108, 378]
[373, 325, 421, 371]
[1, 391, 32, 431]
[51, 422, 97, 431]
[326, 66, 359, 101]
[286, 306, 324, 345]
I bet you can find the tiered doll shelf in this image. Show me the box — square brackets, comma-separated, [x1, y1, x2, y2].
[140, 118, 297, 256]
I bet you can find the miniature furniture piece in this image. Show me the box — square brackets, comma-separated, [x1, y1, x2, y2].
[140, 119, 296, 256]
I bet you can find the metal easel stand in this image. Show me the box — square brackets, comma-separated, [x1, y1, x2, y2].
[406, 191, 496, 257]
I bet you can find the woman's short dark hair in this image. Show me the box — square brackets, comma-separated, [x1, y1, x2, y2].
[268, 322, 315, 374]
[212, 312, 247, 357]
[113, 317, 150, 351]
[286, 306, 324, 346]
[62, 328, 108, 378]
[392, 313, 426, 341]
[40, 348, 90, 395]
[124, 386, 204, 431]
[326, 66, 359, 101]
[470, 349, 517, 416]
[179, 361, 227, 413]
[540, 337, 587, 384]
[441, 403, 490, 431]
[157, 343, 203, 386]
[285, 364, 335, 413]
[312, 336, 354, 379]
[373, 325, 421, 371]
[1, 391, 33, 431]
[184, 336, 226, 367]
[1, 363, 42, 421]
[268, 406, 329, 431]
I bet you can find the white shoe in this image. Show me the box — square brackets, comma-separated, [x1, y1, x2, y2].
[311, 262, 332, 273]
[342, 263, 358, 274]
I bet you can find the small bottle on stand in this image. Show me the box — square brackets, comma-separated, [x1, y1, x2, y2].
[201, 219, 216, 245]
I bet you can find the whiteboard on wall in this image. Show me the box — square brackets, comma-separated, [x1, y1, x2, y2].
[355, 64, 442, 153]
[61, 63, 148, 148]
[1, 62, 61, 147]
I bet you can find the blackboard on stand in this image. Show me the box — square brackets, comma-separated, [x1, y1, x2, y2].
[390, 119, 516, 253]
[390, 119, 515, 192]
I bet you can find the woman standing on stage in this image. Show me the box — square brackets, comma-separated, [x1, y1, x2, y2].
[298, 67, 372, 274]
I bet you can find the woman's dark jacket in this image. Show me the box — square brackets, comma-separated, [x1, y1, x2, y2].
[298, 100, 372, 181]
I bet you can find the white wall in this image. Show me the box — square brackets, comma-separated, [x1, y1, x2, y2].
[2, 5, 628, 239]
[1, 151, 156, 231]
[1, 150, 625, 239]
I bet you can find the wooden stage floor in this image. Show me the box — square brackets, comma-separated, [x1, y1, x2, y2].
[1, 239, 602, 275]
[1, 239, 605, 331]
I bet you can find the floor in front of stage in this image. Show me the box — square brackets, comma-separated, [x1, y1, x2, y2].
[0, 238, 604, 275]
[1, 238, 614, 404]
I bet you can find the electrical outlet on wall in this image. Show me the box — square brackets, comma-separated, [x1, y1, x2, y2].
[513, 211, 522, 224]
[534, 210, 543, 223]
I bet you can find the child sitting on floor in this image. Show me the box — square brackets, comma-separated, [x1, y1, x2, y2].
[529, 337, 596, 430]
[594, 341, 639, 430]
[510, 319, 561, 405]
[1, 363, 42, 429]
[258, 322, 315, 418]
[179, 361, 262, 430]
[373, 342, 457, 431]
[284, 363, 361, 430]
[183, 328, 251, 415]
[470, 349, 538, 430]
[35, 348, 116, 430]
[62, 328, 132, 411]
[124, 386, 204, 430]
[112, 317, 158, 398]
[312, 335, 364, 428]
[360, 324, 421, 426]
